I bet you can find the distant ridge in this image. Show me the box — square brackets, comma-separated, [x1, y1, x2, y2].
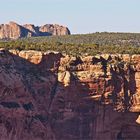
[0, 21, 70, 39]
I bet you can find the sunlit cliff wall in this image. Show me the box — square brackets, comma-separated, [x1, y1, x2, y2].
[0, 49, 140, 140]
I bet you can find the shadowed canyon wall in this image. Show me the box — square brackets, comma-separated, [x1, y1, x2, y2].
[0, 49, 140, 140]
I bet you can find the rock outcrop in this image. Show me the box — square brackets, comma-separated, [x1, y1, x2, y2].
[0, 49, 140, 140]
[0, 22, 70, 39]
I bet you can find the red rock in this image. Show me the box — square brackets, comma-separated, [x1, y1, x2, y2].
[0, 21, 71, 39]
[0, 50, 140, 139]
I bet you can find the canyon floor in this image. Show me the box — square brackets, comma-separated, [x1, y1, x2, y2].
[0, 49, 140, 140]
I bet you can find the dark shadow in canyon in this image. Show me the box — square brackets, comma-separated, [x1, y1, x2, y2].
[110, 63, 136, 112]
[49, 79, 95, 140]
[0, 51, 139, 140]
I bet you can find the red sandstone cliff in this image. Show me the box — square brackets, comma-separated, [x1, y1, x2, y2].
[0, 49, 140, 140]
[0, 22, 70, 39]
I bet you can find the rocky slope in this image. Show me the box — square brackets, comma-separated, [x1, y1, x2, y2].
[0, 49, 140, 140]
[0, 22, 70, 39]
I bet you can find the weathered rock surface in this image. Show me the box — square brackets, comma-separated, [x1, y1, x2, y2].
[0, 22, 70, 39]
[0, 50, 140, 140]
[39, 24, 70, 36]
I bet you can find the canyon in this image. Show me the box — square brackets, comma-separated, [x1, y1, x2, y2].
[0, 49, 140, 140]
[0, 22, 70, 39]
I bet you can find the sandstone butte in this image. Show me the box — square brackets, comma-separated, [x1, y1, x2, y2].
[0, 49, 140, 140]
[0, 21, 70, 39]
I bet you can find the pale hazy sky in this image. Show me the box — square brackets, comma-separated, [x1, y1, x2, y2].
[0, 0, 140, 34]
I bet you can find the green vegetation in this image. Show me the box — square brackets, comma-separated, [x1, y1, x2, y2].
[1, 32, 140, 55]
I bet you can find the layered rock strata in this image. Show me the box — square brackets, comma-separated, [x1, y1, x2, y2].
[0, 49, 140, 140]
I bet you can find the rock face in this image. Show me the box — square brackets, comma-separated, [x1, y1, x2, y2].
[39, 24, 70, 36]
[0, 22, 70, 39]
[0, 50, 140, 140]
